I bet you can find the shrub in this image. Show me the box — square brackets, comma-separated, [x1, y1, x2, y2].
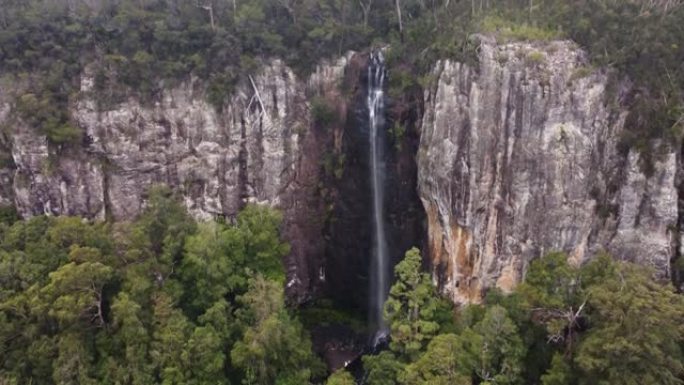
[310, 97, 337, 128]
[15, 92, 81, 145]
[481, 15, 561, 42]
[0, 205, 18, 225]
[525, 51, 546, 66]
[389, 122, 406, 151]
[569, 66, 594, 83]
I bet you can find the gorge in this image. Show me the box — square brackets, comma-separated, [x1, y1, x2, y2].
[2, 1, 684, 383]
[1, 37, 680, 311]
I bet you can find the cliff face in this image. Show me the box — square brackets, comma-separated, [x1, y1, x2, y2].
[2, 36, 679, 308]
[0, 56, 350, 302]
[418, 36, 678, 304]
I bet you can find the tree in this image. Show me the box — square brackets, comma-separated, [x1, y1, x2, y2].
[196, 0, 216, 30]
[401, 333, 471, 385]
[384, 247, 439, 360]
[517, 252, 586, 350]
[179, 222, 248, 315]
[42, 260, 114, 328]
[363, 351, 403, 385]
[236, 204, 289, 282]
[231, 276, 323, 385]
[359, 0, 373, 28]
[326, 369, 356, 385]
[136, 185, 196, 263]
[541, 353, 573, 385]
[183, 324, 228, 384]
[150, 292, 193, 385]
[0, 195, 314, 384]
[52, 332, 98, 385]
[395, 0, 403, 34]
[574, 262, 684, 385]
[107, 293, 155, 385]
[469, 305, 525, 384]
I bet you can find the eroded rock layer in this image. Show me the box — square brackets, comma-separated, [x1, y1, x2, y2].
[418, 36, 678, 303]
[0, 56, 351, 302]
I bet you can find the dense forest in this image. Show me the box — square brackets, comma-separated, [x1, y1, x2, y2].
[1, 187, 683, 384]
[0, 0, 682, 153]
[2, 0, 684, 384]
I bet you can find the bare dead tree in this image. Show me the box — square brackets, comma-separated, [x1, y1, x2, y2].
[395, 0, 403, 34]
[358, 0, 373, 29]
[638, 0, 682, 14]
[531, 298, 588, 353]
[196, 0, 216, 31]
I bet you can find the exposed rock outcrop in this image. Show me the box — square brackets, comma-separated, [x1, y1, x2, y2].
[0, 55, 351, 302]
[2, 36, 679, 308]
[418, 36, 678, 304]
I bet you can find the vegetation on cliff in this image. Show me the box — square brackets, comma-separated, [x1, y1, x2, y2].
[1, 0, 682, 150]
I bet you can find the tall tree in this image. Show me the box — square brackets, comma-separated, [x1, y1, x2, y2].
[401, 333, 471, 385]
[574, 263, 684, 385]
[326, 369, 356, 385]
[384, 247, 440, 360]
[231, 276, 323, 385]
[363, 351, 403, 385]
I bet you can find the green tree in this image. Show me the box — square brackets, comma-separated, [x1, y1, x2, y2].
[106, 293, 155, 385]
[401, 333, 471, 385]
[150, 292, 193, 385]
[179, 222, 249, 315]
[363, 351, 403, 385]
[384, 247, 440, 360]
[517, 252, 585, 349]
[116, 186, 196, 305]
[574, 262, 684, 385]
[231, 275, 323, 385]
[541, 353, 573, 385]
[41, 260, 115, 328]
[326, 369, 356, 385]
[236, 204, 289, 281]
[183, 324, 228, 384]
[52, 332, 98, 385]
[470, 305, 526, 384]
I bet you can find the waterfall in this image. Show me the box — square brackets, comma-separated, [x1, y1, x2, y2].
[368, 51, 389, 346]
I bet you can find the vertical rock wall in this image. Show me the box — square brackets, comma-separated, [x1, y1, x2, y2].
[0, 56, 351, 302]
[418, 36, 678, 303]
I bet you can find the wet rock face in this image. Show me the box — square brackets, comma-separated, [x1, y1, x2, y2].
[418, 36, 678, 304]
[0, 56, 350, 303]
[323, 53, 424, 312]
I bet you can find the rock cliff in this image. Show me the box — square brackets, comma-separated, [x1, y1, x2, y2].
[418, 36, 679, 304]
[0, 55, 351, 302]
[1, 36, 680, 308]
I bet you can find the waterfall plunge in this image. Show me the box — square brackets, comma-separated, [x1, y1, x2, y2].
[368, 51, 389, 347]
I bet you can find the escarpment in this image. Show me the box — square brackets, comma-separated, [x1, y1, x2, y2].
[0, 55, 352, 303]
[1, 36, 681, 307]
[417, 36, 679, 304]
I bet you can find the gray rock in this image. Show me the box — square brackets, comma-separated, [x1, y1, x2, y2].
[418, 36, 678, 304]
[0, 55, 351, 302]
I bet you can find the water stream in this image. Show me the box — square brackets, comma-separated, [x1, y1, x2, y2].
[368, 51, 389, 346]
